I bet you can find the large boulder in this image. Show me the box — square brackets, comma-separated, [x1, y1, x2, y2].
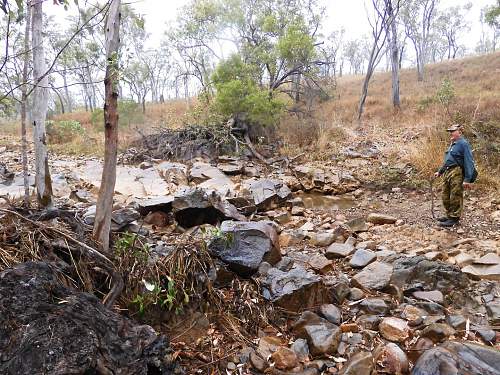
[390, 256, 468, 295]
[241, 178, 292, 211]
[260, 266, 330, 312]
[412, 341, 500, 375]
[209, 221, 281, 276]
[0, 262, 176, 375]
[172, 187, 245, 228]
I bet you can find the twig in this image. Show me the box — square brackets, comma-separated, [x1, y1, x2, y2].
[0, 208, 122, 308]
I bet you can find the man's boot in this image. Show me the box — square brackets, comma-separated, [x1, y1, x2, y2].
[436, 216, 448, 222]
[438, 218, 459, 227]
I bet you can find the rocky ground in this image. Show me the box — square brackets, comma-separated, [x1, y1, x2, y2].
[0, 138, 499, 374]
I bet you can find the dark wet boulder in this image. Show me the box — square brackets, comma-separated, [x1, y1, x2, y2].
[209, 221, 281, 277]
[0, 262, 176, 375]
[260, 266, 330, 312]
[412, 341, 500, 375]
[172, 187, 245, 228]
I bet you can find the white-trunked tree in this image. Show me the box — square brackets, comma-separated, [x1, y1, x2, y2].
[93, 0, 121, 253]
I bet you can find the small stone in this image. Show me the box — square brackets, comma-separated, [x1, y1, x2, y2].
[310, 232, 336, 247]
[366, 213, 397, 225]
[473, 327, 496, 343]
[350, 249, 377, 268]
[292, 206, 305, 216]
[291, 338, 310, 362]
[379, 317, 410, 342]
[360, 298, 389, 315]
[356, 240, 377, 250]
[348, 287, 366, 301]
[356, 315, 381, 330]
[486, 301, 500, 324]
[325, 242, 355, 259]
[250, 351, 268, 372]
[307, 255, 334, 274]
[300, 221, 315, 231]
[407, 337, 434, 363]
[402, 305, 426, 326]
[226, 362, 237, 370]
[339, 351, 373, 375]
[351, 262, 393, 291]
[446, 315, 467, 330]
[319, 304, 342, 325]
[271, 347, 298, 370]
[420, 323, 455, 343]
[340, 323, 359, 333]
[257, 336, 282, 359]
[412, 290, 444, 304]
[374, 343, 409, 375]
[455, 253, 474, 267]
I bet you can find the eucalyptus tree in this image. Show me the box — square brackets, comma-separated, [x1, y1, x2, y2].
[357, 0, 391, 120]
[435, 3, 472, 60]
[93, 0, 121, 254]
[401, 0, 439, 81]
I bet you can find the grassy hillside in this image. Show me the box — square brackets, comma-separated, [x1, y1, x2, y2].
[3, 52, 498, 187]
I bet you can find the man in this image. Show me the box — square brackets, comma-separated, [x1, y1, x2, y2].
[434, 124, 476, 227]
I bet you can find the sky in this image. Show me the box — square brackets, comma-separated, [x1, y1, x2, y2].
[45, 0, 494, 52]
[121, 0, 494, 50]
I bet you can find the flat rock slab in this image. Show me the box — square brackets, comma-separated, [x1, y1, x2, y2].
[390, 256, 468, 295]
[350, 249, 377, 268]
[326, 243, 355, 259]
[307, 254, 334, 274]
[172, 187, 245, 228]
[260, 267, 330, 312]
[412, 290, 444, 304]
[462, 264, 500, 281]
[366, 213, 397, 225]
[412, 341, 500, 375]
[351, 261, 393, 291]
[209, 221, 281, 277]
[189, 162, 226, 183]
[135, 196, 174, 215]
[0, 262, 176, 375]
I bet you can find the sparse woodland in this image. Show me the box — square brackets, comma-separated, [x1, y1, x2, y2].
[0, 0, 499, 374]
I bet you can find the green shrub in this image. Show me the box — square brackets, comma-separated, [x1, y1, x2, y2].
[90, 100, 144, 130]
[47, 120, 85, 144]
[211, 54, 285, 128]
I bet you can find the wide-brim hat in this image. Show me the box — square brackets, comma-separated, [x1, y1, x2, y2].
[446, 124, 461, 132]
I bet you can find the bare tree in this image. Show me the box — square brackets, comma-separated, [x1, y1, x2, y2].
[401, 0, 438, 81]
[385, 0, 401, 108]
[20, 0, 30, 205]
[31, 0, 53, 207]
[93, 0, 121, 253]
[357, 0, 390, 120]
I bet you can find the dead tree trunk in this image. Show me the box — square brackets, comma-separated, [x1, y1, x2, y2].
[93, 0, 121, 254]
[31, 0, 53, 208]
[20, 0, 31, 206]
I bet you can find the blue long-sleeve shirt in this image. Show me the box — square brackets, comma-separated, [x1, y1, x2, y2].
[439, 137, 476, 182]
